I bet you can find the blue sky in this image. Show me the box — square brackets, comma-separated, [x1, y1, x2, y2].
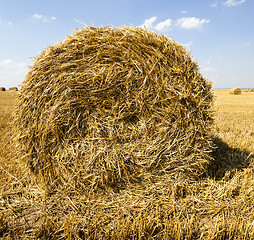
[0, 0, 253, 89]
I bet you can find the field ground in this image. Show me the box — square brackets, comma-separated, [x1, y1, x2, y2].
[0, 89, 254, 239]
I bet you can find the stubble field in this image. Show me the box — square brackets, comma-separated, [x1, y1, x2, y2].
[0, 89, 254, 239]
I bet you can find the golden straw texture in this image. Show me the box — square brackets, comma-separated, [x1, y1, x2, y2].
[13, 26, 214, 191]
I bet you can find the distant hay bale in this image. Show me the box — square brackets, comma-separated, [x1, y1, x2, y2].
[243, 88, 254, 92]
[0, 87, 6, 91]
[230, 88, 241, 95]
[9, 87, 18, 91]
[13, 26, 214, 190]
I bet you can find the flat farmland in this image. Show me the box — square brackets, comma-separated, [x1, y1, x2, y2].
[0, 89, 253, 239]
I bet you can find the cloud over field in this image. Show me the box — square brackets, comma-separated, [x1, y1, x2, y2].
[140, 16, 210, 32]
[0, 19, 12, 26]
[175, 17, 210, 30]
[0, 59, 28, 88]
[33, 13, 56, 22]
[0, 59, 27, 69]
[223, 0, 246, 7]
[154, 19, 173, 32]
[140, 16, 172, 32]
[210, 1, 218, 7]
[141, 16, 157, 30]
[182, 41, 193, 50]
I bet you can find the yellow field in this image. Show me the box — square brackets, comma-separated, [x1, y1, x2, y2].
[0, 89, 254, 239]
[214, 89, 254, 152]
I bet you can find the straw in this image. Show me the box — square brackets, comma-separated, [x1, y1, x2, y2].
[13, 26, 214, 191]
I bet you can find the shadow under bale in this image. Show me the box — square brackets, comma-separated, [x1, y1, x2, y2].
[207, 137, 253, 179]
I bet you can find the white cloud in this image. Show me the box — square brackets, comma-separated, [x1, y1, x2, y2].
[182, 41, 193, 50]
[175, 17, 210, 30]
[0, 59, 13, 67]
[211, 1, 218, 7]
[201, 60, 217, 75]
[0, 19, 13, 26]
[154, 19, 172, 32]
[33, 13, 56, 22]
[140, 16, 210, 33]
[0, 59, 29, 88]
[0, 59, 27, 69]
[223, 0, 246, 7]
[140, 16, 172, 32]
[242, 42, 251, 46]
[0, 59, 28, 83]
[203, 66, 217, 73]
[140, 16, 157, 30]
[181, 10, 188, 14]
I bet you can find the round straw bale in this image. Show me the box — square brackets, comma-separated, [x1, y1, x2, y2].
[14, 26, 214, 189]
[230, 88, 241, 95]
[9, 87, 18, 91]
[0, 87, 6, 91]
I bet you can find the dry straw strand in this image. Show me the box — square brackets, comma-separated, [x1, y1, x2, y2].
[13, 26, 214, 191]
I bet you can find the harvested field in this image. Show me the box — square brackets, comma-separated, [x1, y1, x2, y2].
[0, 26, 253, 238]
[0, 88, 254, 239]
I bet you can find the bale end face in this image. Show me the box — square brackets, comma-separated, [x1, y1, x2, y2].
[230, 88, 241, 95]
[13, 26, 214, 190]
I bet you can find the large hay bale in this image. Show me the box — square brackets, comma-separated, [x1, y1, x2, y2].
[0, 87, 6, 91]
[14, 26, 214, 190]
[230, 88, 241, 95]
[8, 87, 18, 91]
